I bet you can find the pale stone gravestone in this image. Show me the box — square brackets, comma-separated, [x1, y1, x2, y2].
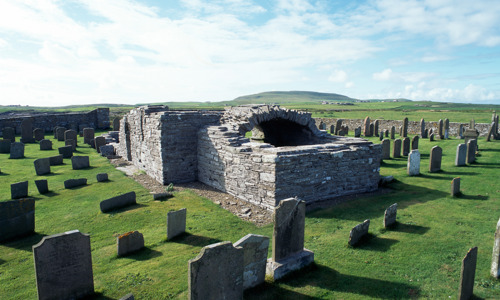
[100, 145, 115, 157]
[0, 139, 10, 153]
[354, 127, 361, 137]
[466, 139, 476, 164]
[189, 241, 243, 300]
[411, 135, 419, 150]
[464, 128, 479, 145]
[429, 146, 442, 172]
[455, 144, 467, 166]
[399, 125, 402, 136]
[21, 118, 35, 143]
[381, 139, 391, 160]
[234, 234, 269, 289]
[39, 139, 52, 150]
[10, 142, 24, 159]
[402, 137, 410, 156]
[58, 145, 73, 158]
[96, 173, 108, 182]
[64, 178, 87, 189]
[0, 198, 35, 242]
[420, 118, 425, 137]
[444, 118, 450, 139]
[266, 198, 314, 280]
[117, 231, 144, 256]
[35, 179, 49, 194]
[392, 139, 401, 158]
[34, 158, 51, 175]
[491, 218, 500, 278]
[65, 139, 76, 151]
[100, 191, 136, 213]
[487, 123, 495, 142]
[167, 208, 187, 240]
[438, 119, 444, 139]
[56, 127, 66, 141]
[335, 119, 342, 135]
[374, 120, 380, 137]
[3, 127, 15, 142]
[49, 154, 63, 166]
[64, 129, 78, 146]
[384, 203, 397, 228]
[390, 126, 395, 139]
[71, 156, 90, 170]
[95, 136, 106, 153]
[402, 117, 408, 137]
[363, 116, 371, 136]
[330, 125, 335, 134]
[459, 124, 464, 139]
[11, 181, 28, 199]
[407, 150, 420, 176]
[348, 219, 370, 246]
[33, 230, 94, 300]
[33, 128, 44, 141]
[451, 177, 460, 197]
[83, 128, 95, 145]
[113, 117, 121, 131]
[429, 133, 435, 141]
[458, 247, 477, 300]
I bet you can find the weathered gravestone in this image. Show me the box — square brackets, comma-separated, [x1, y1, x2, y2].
[369, 123, 374, 136]
[354, 127, 361, 137]
[10, 142, 24, 159]
[35, 179, 49, 194]
[429, 133, 435, 141]
[385, 129, 389, 137]
[411, 135, 419, 150]
[90, 139, 95, 149]
[100, 191, 136, 213]
[99, 145, 115, 157]
[381, 139, 391, 160]
[384, 203, 397, 228]
[330, 124, 335, 135]
[466, 139, 476, 164]
[64, 178, 87, 189]
[390, 126, 395, 139]
[379, 131, 384, 141]
[117, 231, 144, 256]
[33, 128, 44, 141]
[424, 128, 429, 139]
[319, 121, 326, 130]
[65, 139, 76, 151]
[402, 117, 408, 137]
[113, 117, 121, 131]
[335, 119, 342, 135]
[83, 128, 95, 145]
[363, 116, 371, 136]
[0, 198, 35, 242]
[167, 208, 187, 240]
[39, 139, 52, 150]
[234, 234, 269, 289]
[459, 124, 464, 139]
[153, 192, 172, 200]
[455, 143, 467, 166]
[429, 146, 442, 172]
[58, 145, 73, 158]
[402, 137, 410, 156]
[444, 118, 450, 139]
[438, 119, 444, 139]
[420, 118, 426, 137]
[451, 177, 461, 197]
[3, 127, 15, 142]
[399, 125, 402, 136]
[11, 181, 28, 199]
[64, 130, 78, 146]
[56, 127, 66, 141]
[458, 247, 478, 300]
[374, 120, 380, 137]
[71, 156, 90, 170]
[266, 198, 314, 280]
[348, 219, 370, 246]
[49, 154, 63, 166]
[487, 123, 495, 142]
[491, 218, 500, 278]
[407, 150, 420, 176]
[96, 173, 108, 182]
[33, 230, 94, 300]
[393, 139, 401, 158]
[95, 136, 106, 153]
[0, 139, 10, 153]
[21, 118, 34, 143]
[34, 158, 51, 175]
[53, 126, 59, 139]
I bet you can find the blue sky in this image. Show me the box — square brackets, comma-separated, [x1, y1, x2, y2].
[0, 0, 499, 106]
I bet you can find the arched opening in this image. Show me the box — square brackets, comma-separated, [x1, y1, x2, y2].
[251, 118, 318, 147]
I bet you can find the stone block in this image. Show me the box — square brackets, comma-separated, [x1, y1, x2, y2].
[167, 208, 187, 240]
[113, 117, 121, 131]
[35, 179, 49, 194]
[458, 247, 477, 300]
[429, 145, 442, 172]
[71, 156, 90, 170]
[0, 139, 10, 153]
[96, 173, 108, 182]
[384, 203, 397, 228]
[117, 231, 144, 256]
[451, 177, 460, 197]
[11, 181, 28, 199]
[100, 191, 136, 213]
[153, 192, 172, 200]
[10, 142, 24, 159]
[0, 199, 35, 242]
[234, 234, 269, 289]
[119, 293, 135, 300]
[34, 158, 51, 175]
[39, 139, 52, 150]
[348, 219, 370, 246]
[407, 150, 420, 176]
[64, 178, 87, 189]
[49, 155, 64, 166]
[58, 145, 73, 158]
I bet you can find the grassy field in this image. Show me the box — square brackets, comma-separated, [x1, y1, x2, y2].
[1, 122, 500, 299]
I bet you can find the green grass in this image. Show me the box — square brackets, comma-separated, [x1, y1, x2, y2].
[1, 129, 500, 299]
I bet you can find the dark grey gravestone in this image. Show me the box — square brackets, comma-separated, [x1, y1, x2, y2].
[381, 139, 390, 160]
[64, 130, 78, 146]
[56, 127, 66, 141]
[33, 128, 44, 141]
[33, 230, 94, 300]
[58, 145, 73, 158]
[34, 158, 51, 175]
[455, 143, 467, 166]
[429, 133, 435, 141]
[392, 139, 401, 158]
[402, 137, 410, 156]
[113, 117, 121, 131]
[189, 241, 243, 300]
[167, 208, 187, 240]
[354, 127, 361, 137]
[348, 219, 370, 246]
[90, 139, 95, 149]
[0, 139, 10, 153]
[369, 123, 374, 136]
[407, 150, 420, 176]
[330, 125, 335, 134]
[379, 131, 383, 141]
[402, 117, 408, 137]
[0, 198, 35, 242]
[458, 247, 477, 300]
[385, 129, 389, 137]
[95, 136, 106, 153]
[451, 177, 460, 197]
[411, 135, 419, 150]
[420, 118, 425, 137]
[11, 181, 28, 199]
[363, 116, 371, 136]
[234, 234, 269, 290]
[49, 155, 63, 166]
[318, 121, 326, 130]
[99, 145, 115, 157]
[100, 191, 136, 213]
[444, 118, 450, 139]
[153, 192, 172, 200]
[53, 126, 59, 139]
[335, 119, 342, 135]
[64, 178, 87, 189]
[3, 127, 15, 142]
[10, 142, 24, 159]
[65, 139, 76, 151]
[384, 203, 397, 228]
[39, 139, 52, 150]
[438, 119, 444, 139]
[399, 125, 402, 136]
[429, 145, 442, 172]
[35, 180, 49, 194]
[117, 231, 144, 256]
[20, 118, 34, 143]
[459, 124, 464, 139]
[390, 126, 395, 139]
[491, 218, 500, 278]
[374, 120, 379, 137]
[424, 128, 429, 139]
[466, 139, 476, 164]
[83, 128, 95, 145]
[96, 173, 108, 182]
[71, 156, 90, 170]
[487, 123, 495, 142]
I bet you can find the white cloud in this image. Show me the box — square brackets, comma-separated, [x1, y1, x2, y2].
[421, 55, 452, 62]
[373, 69, 392, 81]
[0, 38, 7, 48]
[328, 69, 347, 83]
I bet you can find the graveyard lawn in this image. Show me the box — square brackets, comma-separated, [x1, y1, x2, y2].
[0, 131, 499, 299]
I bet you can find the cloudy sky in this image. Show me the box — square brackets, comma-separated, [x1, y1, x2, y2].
[1, 0, 499, 106]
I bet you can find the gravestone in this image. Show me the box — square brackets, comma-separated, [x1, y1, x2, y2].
[39, 139, 52, 150]
[384, 203, 397, 228]
[429, 133, 435, 141]
[402, 117, 408, 137]
[455, 143, 467, 166]
[64, 178, 87, 189]
[444, 118, 450, 139]
[451, 177, 460, 196]
[354, 127, 361, 137]
[234, 234, 269, 289]
[167, 208, 187, 240]
[429, 146, 442, 172]
[379, 131, 384, 141]
[117, 231, 144, 256]
[35, 179, 49, 194]
[58, 145, 73, 158]
[96, 173, 108, 182]
[65, 139, 76, 151]
[399, 126, 402, 136]
[189, 241, 243, 300]
[90, 139, 95, 149]
[83, 128, 95, 145]
[21, 118, 34, 143]
[491, 218, 500, 278]
[363, 116, 371, 136]
[113, 117, 121, 131]
[65, 129, 78, 145]
[100, 191, 136, 213]
[154, 192, 172, 200]
[0, 139, 10, 153]
[392, 139, 401, 158]
[71, 156, 90, 170]
[438, 119, 444, 139]
[95, 136, 106, 153]
[56, 127, 66, 141]
[374, 120, 380, 137]
[407, 150, 420, 176]
[34, 158, 51, 175]
[424, 128, 429, 139]
[266, 198, 314, 280]
[390, 126, 395, 139]
[369, 123, 374, 136]
[464, 126, 479, 145]
[381, 139, 391, 160]
[459, 124, 464, 139]
[0, 198, 35, 242]
[411, 135, 419, 150]
[402, 137, 410, 156]
[33, 128, 44, 141]
[53, 126, 59, 138]
[11, 181, 28, 199]
[487, 123, 495, 141]
[458, 247, 477, 300]
[335, 119, 342, 135]
[49, 154, 64, 166]
[10, 142, 24, 159]
[420, 118, 425, 137]
[330, 124, 335, 134]
[385, 129, 389, 137]
[99, 145, 115, 157]
[319, 121, 326, 130]
[466, 139, 476, 164]
[348, 219, 370, 246]
[3, 127, 15, 142]
[33, 230, 94, 300]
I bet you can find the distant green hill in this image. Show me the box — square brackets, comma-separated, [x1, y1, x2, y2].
[232, 91, 358, 104]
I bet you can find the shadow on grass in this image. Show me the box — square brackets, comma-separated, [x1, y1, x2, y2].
[120, 246, 163, 261]
[1, 232, 47, 252]
[105, 203, 147, 214]
[418, 173, 455, 180]
[168, 232, 222, 248]
[81, 292, 114, 300]
[0, 258, 5, 266]
[470, 161, 500, 168]
[481, 148, 500, 152]
[440, 170, 479, 176]
[351, 233, 399, 252]
[456, 193, 489, 200]
[245, 281, 319, 300]
[387, 222, 430, 235]
[0, 172, 9, 176]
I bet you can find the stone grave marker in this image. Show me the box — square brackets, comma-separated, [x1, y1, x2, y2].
[451, 177, 460, 197]
[167, 208, 187, 240]
[374, 120, 380, 137]
[0, 139, 10, 153]
[10, 142, 24, 159]
[491, 218, 500, 278]
[64, 129, 78, 146]
[455, 143, 467, 166]
[369, 123, 374, 136]
[424, 128, 429, 139]
[35, 179, 49, 194]
[39, 139, 52, 150]
[438, 119, 444, 139]
[95, 136, 106, 153]
[444, 118, 450, 139]
[384, 203, 397, 228]
[392, 139, 401, 158]
[33, 128, 44, 141]
[420, 118, 425, 137]
[64, 178, 87, 189]
[390, 126, 395, 139]
[49, 154, 63, 166]
[100, 145, 115, 157]
[381, 139, 390, 160]
[363, 116, 371, 136]
[90, 139, 95, 149]
[319, 121, 326, 130]
[58, 145, 73, 158]
[34, 158, 51, 175]
[154, 192, 172, 200]
[100, 191, 136, 213]
[429, 146, 442, 172]
[0, 198, 35, 242]
[330, 124, 335, 134]
[335, 119, 342, 135]
[189, 241, 243, 300]
[117, 231, 144, 256]
[348, 219, 370, 246]
[56, 127, 66, 141]
[65, 139, 76, 151]
[458, 247, 477, 300]
[487, 123, 495, 141]
[459, 124, 464, 139]
[402, 117, 408, 137]
[385, 129, 389, 137]
[234, 234, 269, 290]
[3, 127, 15, 142]
[96, 173, 108, 182]
[21, 118, 34, 143]
[53, 126, 59, 138]
[33, 230, 94, 300]
[429, 133, 435, 141]
[83, 128, 95, 145]
[71, 156, 90, 170]
[113, 117, 121, 131]
[411, 135, 419, 150]
[407, 150, 420, 176]
[379, 131, 383, 141]
[399, 125, 402, 136]
[354, 127, 361, 137]
[466, 139, 476, 164]
[11, 181, 28, 199]
[402, 137, 410, 156]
